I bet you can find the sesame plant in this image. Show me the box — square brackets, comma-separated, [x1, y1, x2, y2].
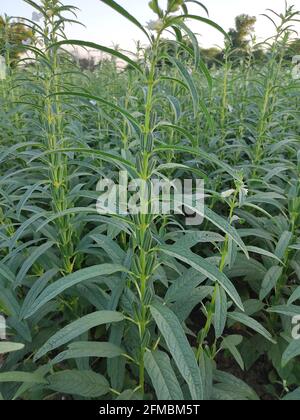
[0, 0, 300, 401]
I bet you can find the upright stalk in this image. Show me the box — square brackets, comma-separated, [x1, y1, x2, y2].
[131, 34, 161, 395]
[197, 182, 243, 360]
[38, 1, 75, 274]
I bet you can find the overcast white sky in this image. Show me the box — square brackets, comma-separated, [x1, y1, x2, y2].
[1, 0, 300, 52]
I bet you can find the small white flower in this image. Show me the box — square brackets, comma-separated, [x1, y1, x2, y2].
[231, 215, 240, 223]
[239, 184, 248, 207]
[32, 12, 43, 22]
[89, 100, 97, 106]
[146, 20, 157, 30]
[221, 189, 235, 199]
[228, 104, 234, 113]
[22, 39, 31, 46]
[241, 187, 249, 196]
[146, 19, 163, 32]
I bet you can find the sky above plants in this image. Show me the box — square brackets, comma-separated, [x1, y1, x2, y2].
[1, 0, 299, 51]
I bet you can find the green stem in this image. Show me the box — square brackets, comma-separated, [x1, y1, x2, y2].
[134, 34, 161, 396]
[197, 189, 238, 360]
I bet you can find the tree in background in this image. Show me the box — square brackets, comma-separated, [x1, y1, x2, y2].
[228, 14, 257, 50]
[200, 47, 223, 68]
[226, 14, 269, 65]
[76, 56, 97, 71]
[0, 15, 33, 67]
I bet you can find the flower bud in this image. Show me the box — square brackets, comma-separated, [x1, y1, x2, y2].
[221, 189, 235, 199]
[167, 0, 184, 13]
[148, 0, 162, 16]
[146, 19, 164, 32]
[46, 10, 54, 18]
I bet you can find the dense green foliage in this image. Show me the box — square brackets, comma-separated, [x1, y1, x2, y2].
[0, 0, 300, 401]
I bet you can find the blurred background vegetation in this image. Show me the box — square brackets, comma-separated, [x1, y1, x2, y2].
[1, 11, 299, 70]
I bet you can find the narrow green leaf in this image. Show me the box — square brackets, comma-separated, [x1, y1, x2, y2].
[49, 40, 143, 73]
[160, 244, 244, 311]
[91, 234, 126, 264]
[116, 389, 140, 400]
[228, 312, 275, 343]
[267, 305, 300, 317]
[165, 268, 206, 303]
[154, 144, 239, 179]
[282, 388, 300, 400]
[282, 340, 300, 366]
[275, 231, 292, 259]
[15, 241, 55, 288]
[23, 264, 126, 319]
[47, 370, 110, 398]
[203, 207, 248, 257]
[12, 366, 52, 401]
[34, 311, 124, 361]
[150, 300, 204, 400]
[0, 372, 47, 384]
[183, 14, 229, 38]
[0, 342, 24, 354]
[48, 91, 142, 136]
[165, 204, 248, 258]
[51, 342, 124, 365]
[19, 269, 59, 320]
[214, 284, 228, 338]
[198, 352, 213, 400]
[176, 22, 201, 69]
[99, 0, 151, 42]
[0, 263, 15, 284]
[144, 350, 184, 400]
[0, 286, 20, 316]
[247, 246, 283, 264]
[169, 56, 198, 118]
[213, 370, 259, 400]
[288, 286, 300, 305]
[259, 266, 283, 301]
[185, 0, 209, 16]
[23, 0, 47, 17]
[221, 335, 244, 370]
